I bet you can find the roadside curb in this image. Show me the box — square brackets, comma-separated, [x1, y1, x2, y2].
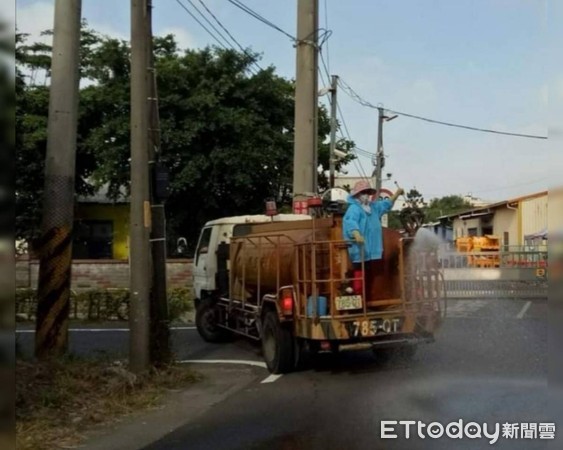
[79, 365, 262, 450]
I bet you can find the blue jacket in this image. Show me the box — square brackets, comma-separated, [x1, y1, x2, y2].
[342, 195, 393, 263]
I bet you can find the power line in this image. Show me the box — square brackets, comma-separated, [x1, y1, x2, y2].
[197, 0, 263, 72]
[226, 0, 296, 41]
[187, 0, 234, 49]
[175, 0, 229, 50]
[175, 0, 258, 75]
[336, 103, 370, 181]
[338, 78, 548, 140]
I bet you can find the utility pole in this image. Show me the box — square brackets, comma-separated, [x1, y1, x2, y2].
[328, 74, 338, 189]
[373, 107, 385, 197]
[373, 107, 398, 198]
[146, 0, 171, 366]
[293, 0, 319, 207]
[129, 0, 151, 373]
[35, 0, 82, 359]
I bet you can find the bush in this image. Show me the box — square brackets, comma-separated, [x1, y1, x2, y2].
[15, 288, 193, 322]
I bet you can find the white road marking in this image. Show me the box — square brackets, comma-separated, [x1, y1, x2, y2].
[178, 359, 267, 368]
[261, 374, 283, 384]
[15, 326, 196, 333]
[178, 359, 282, 384]
[517, 301, 532, 319]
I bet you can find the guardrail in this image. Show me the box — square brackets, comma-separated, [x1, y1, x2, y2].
[438, 250, 547, 269]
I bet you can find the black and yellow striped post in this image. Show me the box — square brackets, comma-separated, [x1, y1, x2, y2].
[35, 224, 73, 358]
[35, 0, 82, 359]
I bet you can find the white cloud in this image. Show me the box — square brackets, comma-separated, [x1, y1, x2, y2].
[16, 1, 126, 43]
[16, 1, 54, 44]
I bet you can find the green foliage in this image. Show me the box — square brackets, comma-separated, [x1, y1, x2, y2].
[16, 288, 193, 322]
[16, 24, 356, 253]
[424, 195, 473, 223]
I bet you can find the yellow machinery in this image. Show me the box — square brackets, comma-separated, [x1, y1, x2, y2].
[456, 235, 500, 268]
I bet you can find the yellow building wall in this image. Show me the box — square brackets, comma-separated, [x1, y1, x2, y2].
[493, 208, 518, 246]
[75, 204, 129, 260]
[520, 195, 547, 244]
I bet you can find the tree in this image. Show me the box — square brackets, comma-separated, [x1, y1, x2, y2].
[16, 26, 356, 255]
[424, 195, 472, 223]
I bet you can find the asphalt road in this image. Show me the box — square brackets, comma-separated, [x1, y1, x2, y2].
[17, 298, 551, 449]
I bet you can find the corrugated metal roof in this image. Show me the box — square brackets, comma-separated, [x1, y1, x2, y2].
[437, 191, 547, 221]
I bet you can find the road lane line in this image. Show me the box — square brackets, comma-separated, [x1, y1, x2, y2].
[178, 359, 267, 368]
[261, 374, 283, 384]
[15, 326, 196, 333]
[517, 301, 532, 319]
[178, 359, 283, 383]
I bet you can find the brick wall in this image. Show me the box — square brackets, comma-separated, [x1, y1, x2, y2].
[16, 258, 193, 291]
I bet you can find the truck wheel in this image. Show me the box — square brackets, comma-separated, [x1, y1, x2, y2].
[261, 311, 295, 374]
[196, 298, 231, 343]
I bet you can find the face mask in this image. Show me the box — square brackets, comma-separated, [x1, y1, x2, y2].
[359, 194, 370, 204]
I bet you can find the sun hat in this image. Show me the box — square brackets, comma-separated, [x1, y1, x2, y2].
[350, 180, 376, 197]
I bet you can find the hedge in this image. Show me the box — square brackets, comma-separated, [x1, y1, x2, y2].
[16, 287, 194, 322]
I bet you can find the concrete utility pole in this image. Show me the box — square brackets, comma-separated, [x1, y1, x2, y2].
[35, 0, 82, 359]
[146, 0, 171, 366]
[373, 107, 398, 198]
[130, 0, 152, 373]
[374, 107, 385, 197]
[293, 0, 319, 205]
[328, 75, 338, 189]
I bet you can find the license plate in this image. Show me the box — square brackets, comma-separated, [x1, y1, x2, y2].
[351, 318, 402, 337]
[335, 295, 362, 310]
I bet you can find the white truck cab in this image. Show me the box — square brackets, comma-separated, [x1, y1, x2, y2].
[192, 214, 311, 305]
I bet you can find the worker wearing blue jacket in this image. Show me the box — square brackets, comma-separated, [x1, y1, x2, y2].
[343, 180, 404, 268]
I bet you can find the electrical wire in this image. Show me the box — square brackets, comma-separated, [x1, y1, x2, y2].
[187, 0, 234, 49]
[175, 0, 229, 50]
[338, 78, 548, 140]
[336, 103, 371, 181]
[226, 0, 296, 41]
[175, 0, 258, 75]
[197, 0, 263, 72]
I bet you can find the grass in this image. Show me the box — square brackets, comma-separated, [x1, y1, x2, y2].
[16, 357, 200, 450]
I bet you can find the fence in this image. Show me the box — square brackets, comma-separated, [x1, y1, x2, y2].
[439, 246, 547, 269]
[16, 257, 194, 291]
[439, 246, 547, 299]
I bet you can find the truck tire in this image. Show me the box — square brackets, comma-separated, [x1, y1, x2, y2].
[261, 311, 295, 374]
[196, 298, 231, 343]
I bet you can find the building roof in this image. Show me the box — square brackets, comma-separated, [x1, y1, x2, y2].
[437, 191, 547, 221]
[205, 214, 312, 226]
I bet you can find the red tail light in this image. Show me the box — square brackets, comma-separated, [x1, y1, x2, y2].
[282, 294, 293, 316]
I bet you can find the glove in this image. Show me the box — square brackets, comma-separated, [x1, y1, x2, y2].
[351, 230, 364, 243]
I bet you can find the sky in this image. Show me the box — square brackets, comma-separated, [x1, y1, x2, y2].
[10, 0, 562, 203]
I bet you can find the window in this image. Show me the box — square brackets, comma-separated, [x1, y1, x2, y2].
[73, 220, 113, 259]
[468, 227, 478, 237]
[503, 232, 509, 251]
[196, 227, 212, 265]
[482, 226, 493, 235]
